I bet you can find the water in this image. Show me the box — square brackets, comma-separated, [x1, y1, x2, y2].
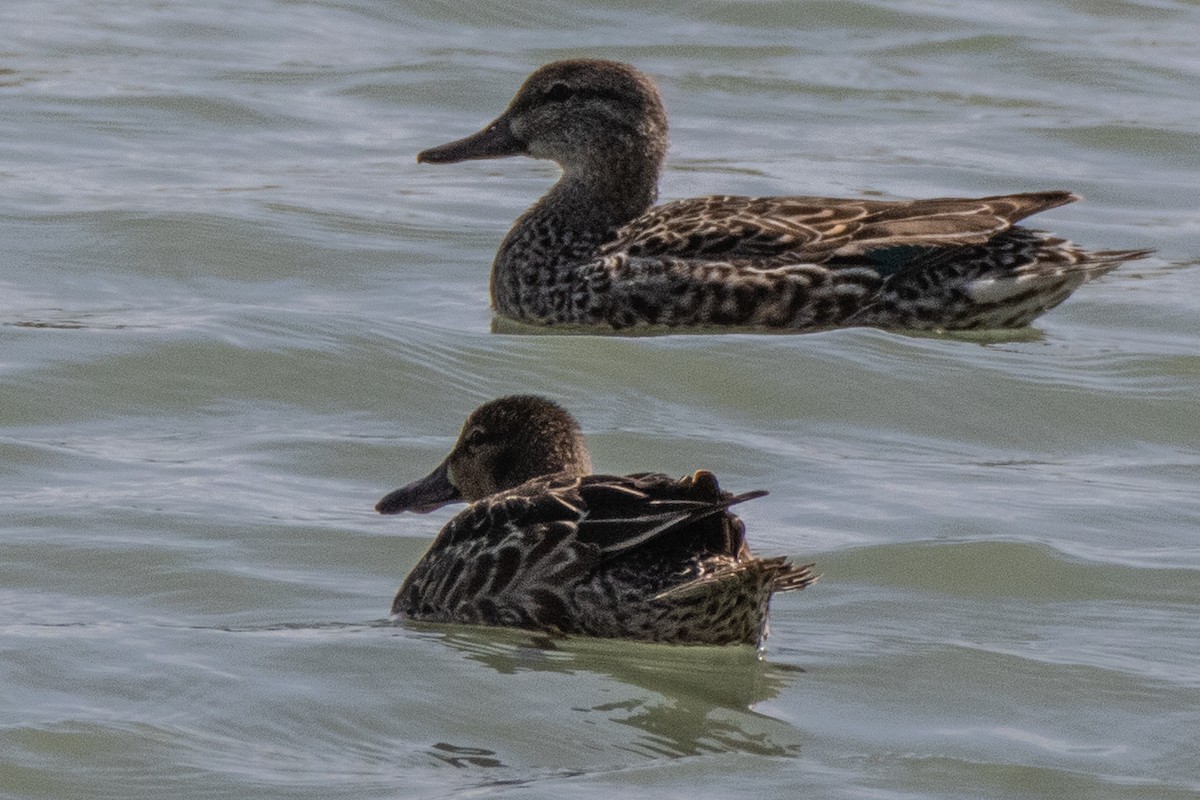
[2, 0, 1198, 797]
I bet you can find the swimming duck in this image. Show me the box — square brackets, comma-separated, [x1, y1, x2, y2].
[417, 58, 1150, 331]
[375, 395, 816, 646]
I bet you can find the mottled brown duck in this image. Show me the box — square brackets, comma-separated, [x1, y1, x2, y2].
[418, 58, 1151, 331]
[376, 395, 816, 646]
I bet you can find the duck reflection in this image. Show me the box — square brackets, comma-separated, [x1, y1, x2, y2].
[420, 622, 804, 761]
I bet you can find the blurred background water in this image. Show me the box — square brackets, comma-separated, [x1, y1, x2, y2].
[2, 1, 1198, 798]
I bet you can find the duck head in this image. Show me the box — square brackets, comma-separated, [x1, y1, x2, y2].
[417, 59, 668, 179]
[375, 395, 593, 514]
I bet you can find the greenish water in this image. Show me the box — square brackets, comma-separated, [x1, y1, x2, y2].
[2, 1, 1198, 798]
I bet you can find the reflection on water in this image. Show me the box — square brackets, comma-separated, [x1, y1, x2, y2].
[429, 741, 505, 768]
[492, 313, 1049, 343]
[432, 625, 804, 761]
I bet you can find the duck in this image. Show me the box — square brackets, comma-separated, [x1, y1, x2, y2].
[375, 395, 816, 646]
[417, 58, 1151, 331]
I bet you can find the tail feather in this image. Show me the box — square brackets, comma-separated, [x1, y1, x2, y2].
[771, 560, 820, 593]
[651, 557, 818, 601]
[1073, 247, 1155, 272]
[967, 244, 1153, 304]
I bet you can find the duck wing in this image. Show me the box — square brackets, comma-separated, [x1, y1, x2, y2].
[599, 191, 1078, 263]
[438, 471, 761, 559]
[571, 471, 765, 560]
[394, 471, 765, 630]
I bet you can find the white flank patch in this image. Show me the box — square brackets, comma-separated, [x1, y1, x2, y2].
[966, 274, 1037, 304]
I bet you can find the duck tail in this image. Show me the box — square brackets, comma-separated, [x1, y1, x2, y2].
[769, 559, 820, 593]
[651, 557, 818, 601]
[1066, 247, 1155, 277]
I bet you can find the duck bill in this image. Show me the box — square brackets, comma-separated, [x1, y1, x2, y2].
[416, 115, 526, 164]
[375, 459, 462, 515]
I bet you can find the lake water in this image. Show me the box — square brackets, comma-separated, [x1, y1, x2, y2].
[2, 1, 1198, 798]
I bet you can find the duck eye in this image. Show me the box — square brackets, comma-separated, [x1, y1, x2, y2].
[544, 82, 574, 103]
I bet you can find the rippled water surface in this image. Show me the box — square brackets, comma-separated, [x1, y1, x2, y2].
[3, 1, 1199, 798]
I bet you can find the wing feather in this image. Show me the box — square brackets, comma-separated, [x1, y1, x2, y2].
[599, 191, 1079, 263]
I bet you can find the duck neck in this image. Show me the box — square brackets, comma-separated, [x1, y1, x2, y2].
[490, 155, 660, 321]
